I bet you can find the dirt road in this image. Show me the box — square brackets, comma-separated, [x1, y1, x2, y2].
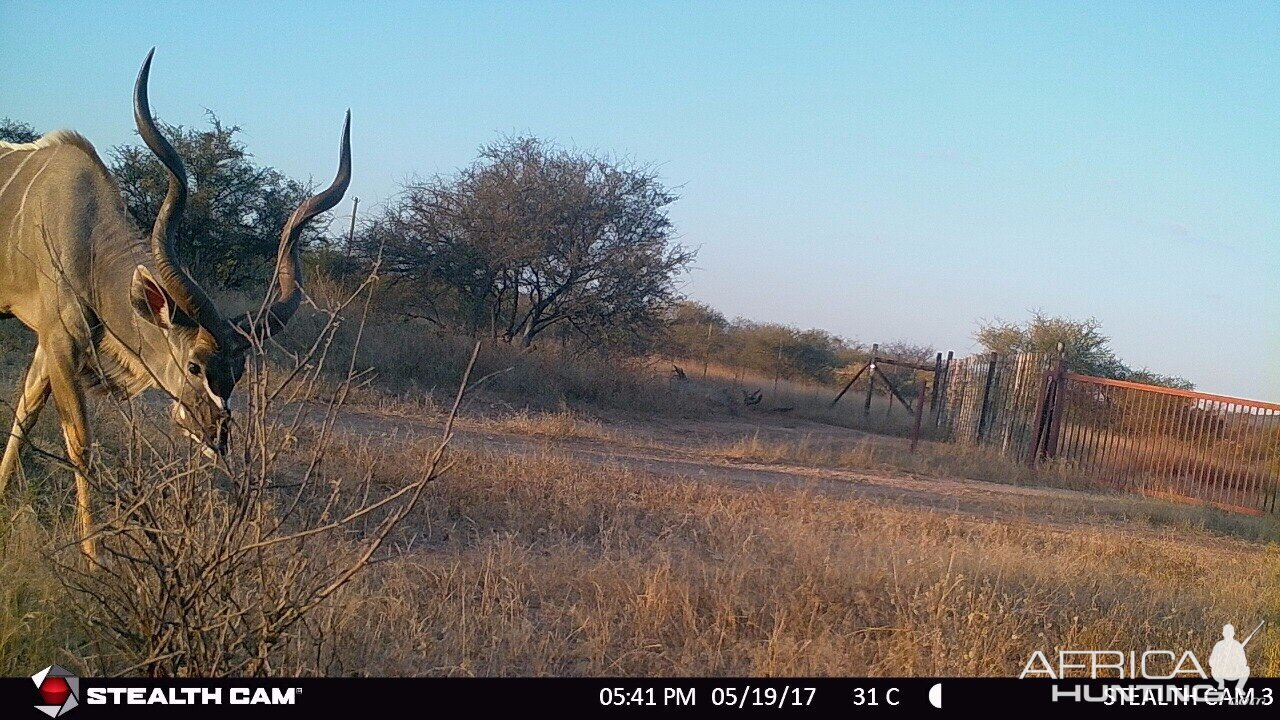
[324, 403, 1274, 554]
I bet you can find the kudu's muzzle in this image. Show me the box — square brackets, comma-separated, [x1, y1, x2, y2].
[172, 401, 231, 458]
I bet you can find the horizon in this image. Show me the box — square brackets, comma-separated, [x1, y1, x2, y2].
[3, 1, 1276, 399]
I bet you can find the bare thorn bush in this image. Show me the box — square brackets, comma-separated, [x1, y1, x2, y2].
[52, 273, 476, 676]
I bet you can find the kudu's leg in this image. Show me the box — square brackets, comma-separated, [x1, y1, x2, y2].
[0, 345, 51, 496]
[44, 340, 96, 561]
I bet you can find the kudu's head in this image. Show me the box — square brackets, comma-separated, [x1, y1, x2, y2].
[128, 50, 351, 456]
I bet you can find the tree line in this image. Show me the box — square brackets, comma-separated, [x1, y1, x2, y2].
[660, 300, 936, 388]
[661, 303, 1191, 391]
[1, 115, 1194, 392]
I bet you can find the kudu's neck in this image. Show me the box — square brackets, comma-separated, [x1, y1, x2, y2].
[85, 218, 176, 398]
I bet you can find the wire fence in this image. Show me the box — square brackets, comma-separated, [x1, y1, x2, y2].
[937, 352, 1280, 515]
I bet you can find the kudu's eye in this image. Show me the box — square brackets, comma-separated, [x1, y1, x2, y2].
[188, 362, 202, 376]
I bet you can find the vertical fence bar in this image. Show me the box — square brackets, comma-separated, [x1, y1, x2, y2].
[1225, 403, 1246, 508]
[1177, 396, 1201, 500]
[1210, 400, 1228, 506]
[1251, 408, 1269, 511]
[1136, 383, 1160, 494]
[911, 378, 927, 453]
[1193, 399, 1208, 505]
[1154, 393, 1177, 491]
[1060, 379, 1081, 469]
[935, 351, 954, 429]
[1078, 385, 1100, 481]
[1258, 409, 1273, 513]
[1044, 358, 1067, 461]
[1197, 399, 1216, 505]
[975, 352, 999, 444]
[1264, 407, 1274, 512]
[1095, 386, 1116, 487]
[936, 351, 947, 412]
[864, 343, 878, 417]
[1221, 402, 1236, 506]
[1028, 368, 1054, 465]
[1238, 406, 1256, 510]
[1213, 401, 1229, 506]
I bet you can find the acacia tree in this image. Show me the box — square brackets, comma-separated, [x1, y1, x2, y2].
[361, 136, 693, 348]
[976, 312, 1126, 377]
[975, 311, 1191, 388]
[112, 113, 323, 289]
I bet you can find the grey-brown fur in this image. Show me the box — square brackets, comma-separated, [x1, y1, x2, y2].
[0, 51, 351, 561]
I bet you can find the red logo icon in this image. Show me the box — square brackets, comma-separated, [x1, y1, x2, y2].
[31, 666, 79, 717]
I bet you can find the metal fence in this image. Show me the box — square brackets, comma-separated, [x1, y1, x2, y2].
[937, 352, 1280, 515]
[1051, 374, 1280, 514]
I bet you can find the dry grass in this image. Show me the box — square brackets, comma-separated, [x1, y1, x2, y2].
[305, 446, 1280, 676]
[475, 408, 619, 442]
[1, 280, 1277, 677]
[0, 511, 76, 676]
[2, 402, 1278, 676]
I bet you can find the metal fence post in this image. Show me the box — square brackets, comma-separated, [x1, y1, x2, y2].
[930, 352, 942, 413]
[1029, 370, 1050, 465]
[1044, 353, 1067, 460]
[934, 350, 953, 429]
[343, 196, 359, 260]
[911, 377, 927, 452]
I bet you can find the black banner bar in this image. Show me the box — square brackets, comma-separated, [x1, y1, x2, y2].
[4, 677, 1280, 717]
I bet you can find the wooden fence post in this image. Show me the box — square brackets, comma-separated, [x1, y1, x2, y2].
[911, 377, 927, 452]
[864, 343, 878, 416]
[1029, 369, 1051, 466]
[1044, 352, 1067, 460]
[343, 196, 359, 260]
[935, 351, 953, 428]
[773, 340, 782, 396]
[975, 352, 998, 443]
[930, 352, 942, 413]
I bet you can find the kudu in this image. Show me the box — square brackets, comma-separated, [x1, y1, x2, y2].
[0, 51, 351, 560]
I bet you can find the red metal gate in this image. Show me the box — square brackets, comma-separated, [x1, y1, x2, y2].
[1034, 368, 1280, 515]
[938, 353, 1280, 515]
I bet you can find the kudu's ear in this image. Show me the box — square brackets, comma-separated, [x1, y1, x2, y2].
[131, 265, 176, 330]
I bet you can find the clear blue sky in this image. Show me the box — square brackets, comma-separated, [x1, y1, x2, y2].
[3, 1, 1277, 398]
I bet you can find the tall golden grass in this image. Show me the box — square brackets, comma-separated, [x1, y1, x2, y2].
[273, 447, 1280, 675]
[0, 273, 1276, 677]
